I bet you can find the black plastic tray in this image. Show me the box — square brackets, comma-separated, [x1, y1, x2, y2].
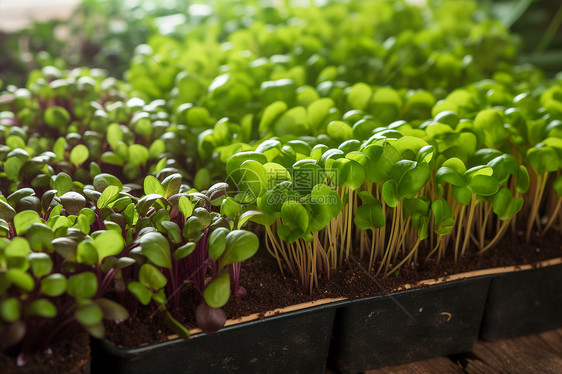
[329, 277, 491, 374]
[480, 262, 562, 341]
[91, 302, 340, 374]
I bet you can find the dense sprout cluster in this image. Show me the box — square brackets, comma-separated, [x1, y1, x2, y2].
[120, 0, 522, 186]
[0, 0, 561, 364]
[225, 67, 562, 291]
[0, 69, 259, 361]
[128, 0, 517, 100]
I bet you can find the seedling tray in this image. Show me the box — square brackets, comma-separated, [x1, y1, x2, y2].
[91, 299, 342, 374]
[329, 275, 491, 374]
[480, 258, 562, 341]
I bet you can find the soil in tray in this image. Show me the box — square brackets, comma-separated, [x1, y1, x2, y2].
[0, 332, 90, 374]
[104, 228, 562, 347]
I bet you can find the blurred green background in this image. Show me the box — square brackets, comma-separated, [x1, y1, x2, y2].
[0, 0, 560, 87]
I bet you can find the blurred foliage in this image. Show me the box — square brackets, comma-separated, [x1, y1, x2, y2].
[0, 0, 560, 87]
[488, 0, 562, 74]
[0, 0, 191, 86]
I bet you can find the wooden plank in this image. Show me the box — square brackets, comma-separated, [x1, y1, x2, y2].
[462, 330, 562, 374]
[364, 357, 463, 374]
[537, 329, 562, 356]
[327, 329, 562, 373]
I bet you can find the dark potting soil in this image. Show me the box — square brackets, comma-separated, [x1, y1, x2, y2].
[0, 332, 90, 374]
[104, 229, 562, 347]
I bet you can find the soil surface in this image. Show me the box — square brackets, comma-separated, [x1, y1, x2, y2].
[104, 229, 562, 347]
[0, 332, 90, 374]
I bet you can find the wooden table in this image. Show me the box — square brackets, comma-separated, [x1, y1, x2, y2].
[327, 329, 562, 373]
